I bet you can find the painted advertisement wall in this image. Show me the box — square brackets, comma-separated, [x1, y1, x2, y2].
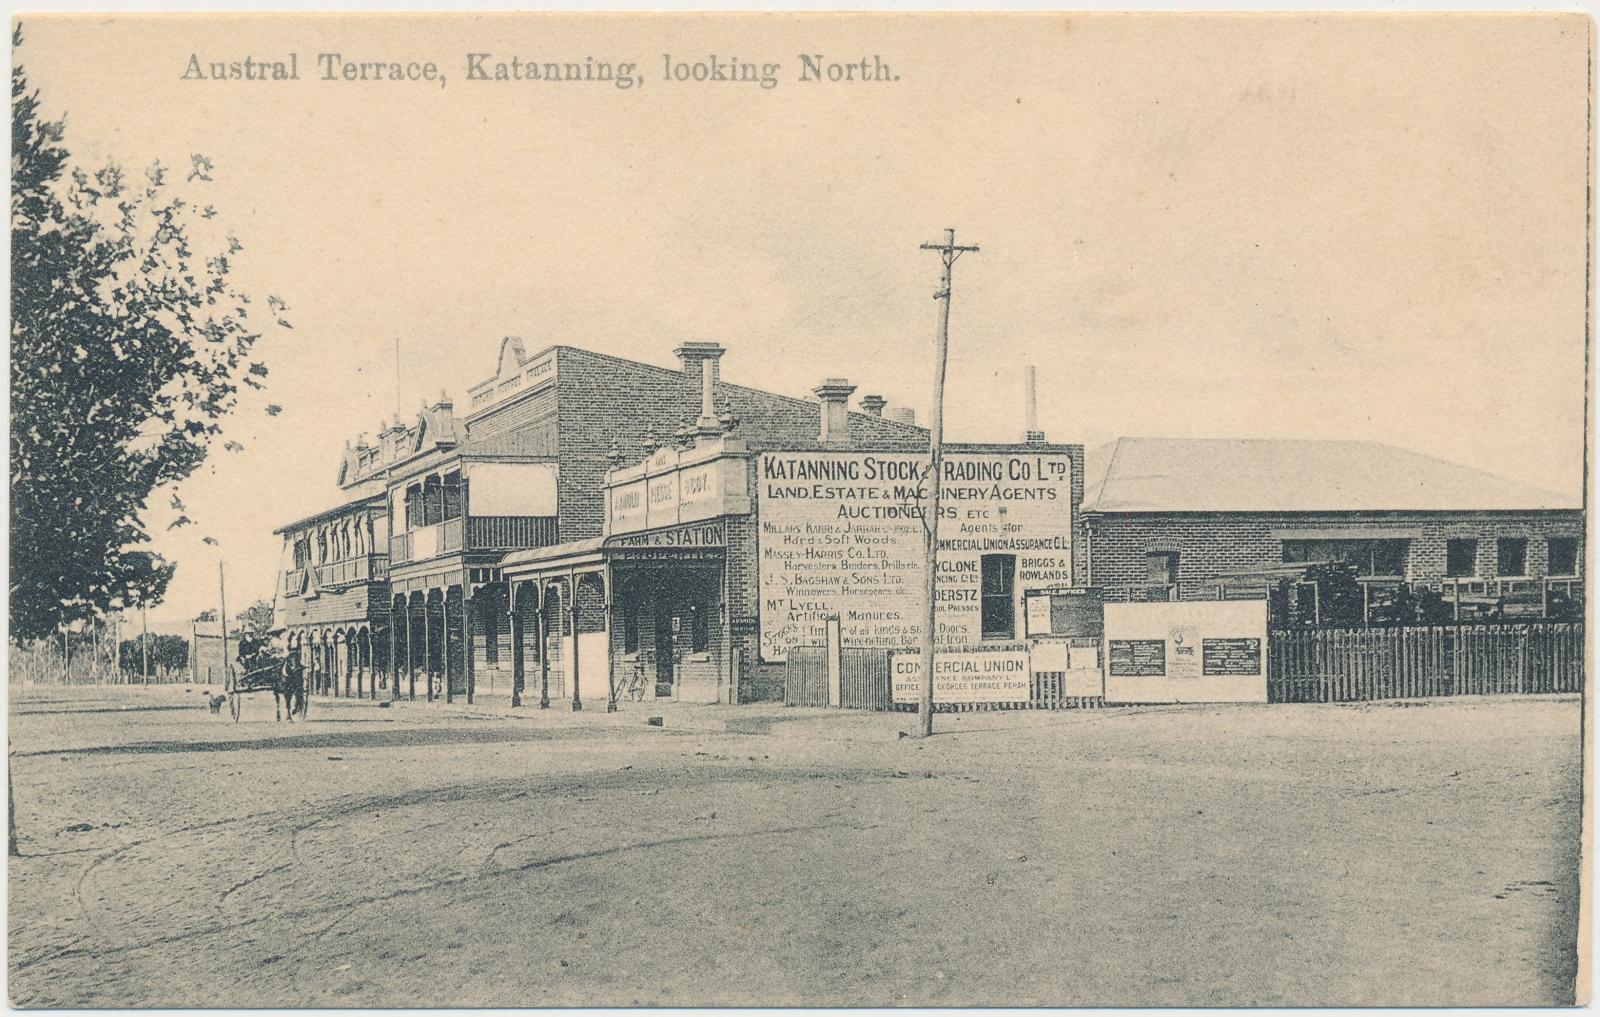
[756, 450, 1074, 662]
[1102, 600, 1268, 704]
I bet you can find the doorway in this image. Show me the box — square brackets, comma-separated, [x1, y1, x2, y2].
[654, 609, 676, 698]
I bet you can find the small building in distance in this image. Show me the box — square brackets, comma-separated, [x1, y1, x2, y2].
[1080, 437, 1583, 619]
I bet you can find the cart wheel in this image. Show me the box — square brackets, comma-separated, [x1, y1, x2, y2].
[230, 690, 241, 722]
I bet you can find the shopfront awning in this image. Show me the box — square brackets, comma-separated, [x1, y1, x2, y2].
[501, 537, 609, 578]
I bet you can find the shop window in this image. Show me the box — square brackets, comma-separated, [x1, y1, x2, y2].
[1445, 538, 1477, 578]
[1146, 551, 1179, 586]
[1547, 537, 1578, 576]
[1281, 538, 1407, 577]
[690, 603, 710, 653]
[1497, 537, 1528, 577]
[981, 554, 1017, 640]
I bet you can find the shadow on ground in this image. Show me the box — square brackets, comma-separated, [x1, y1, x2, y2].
[14, 722, 621, 758]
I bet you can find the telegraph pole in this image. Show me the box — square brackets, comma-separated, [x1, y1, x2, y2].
[218, 561, 230, 689]
[915, 228, 979, 739]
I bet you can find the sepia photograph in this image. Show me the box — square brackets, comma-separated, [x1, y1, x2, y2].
[6, 10, 1591, 1008]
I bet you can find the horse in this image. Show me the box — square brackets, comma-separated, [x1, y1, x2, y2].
[236, 635, 307, 723]
[275, 655, 307, 722]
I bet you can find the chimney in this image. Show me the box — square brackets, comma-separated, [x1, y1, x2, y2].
[383, 417, 407, 461]
[676, 341, 725, 382]
[889, 407, 917, 426]
[813, 378, 856, 445]
[675, 342, 727, 438]
[1023, 365, 1045, 444]
[859, 394, 887, 417]
[433, 389, 453, 414]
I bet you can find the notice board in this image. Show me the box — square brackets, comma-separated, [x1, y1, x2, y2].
[1102, 600, 1267, 704]
[755, 450, 1074, 661]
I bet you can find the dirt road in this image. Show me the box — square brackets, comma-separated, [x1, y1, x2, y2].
[6, 685, 1581, 1007]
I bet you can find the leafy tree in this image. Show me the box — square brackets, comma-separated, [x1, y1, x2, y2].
[118, 633, 188, 676]
[234, 598, 275, 640]
[193, 608, 217, 623]
[1270, 560, 1365, 627]
[10, 29, 285, 642]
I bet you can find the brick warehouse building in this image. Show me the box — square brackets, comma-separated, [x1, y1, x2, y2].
[275, 335, 1085, 706]
[1081, 437, 1584, 617]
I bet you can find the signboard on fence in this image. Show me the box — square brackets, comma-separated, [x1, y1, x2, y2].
[1027, 638, 1103, 698]
[1103, 600, 1267, 704]
[890, 649, 1032, 704]
[755, 450, 1075, 662]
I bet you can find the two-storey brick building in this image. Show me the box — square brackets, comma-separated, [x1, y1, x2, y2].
[281, 337, 939, 705]
[274, 335, 1089, 708]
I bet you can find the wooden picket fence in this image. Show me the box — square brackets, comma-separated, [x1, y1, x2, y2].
[782, 646, 898, 709]
[840, 648, 893, 710]
[1268, 623, 1584, 704]
[783, 645, 829, 707]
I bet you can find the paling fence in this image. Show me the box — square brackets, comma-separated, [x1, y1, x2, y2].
[783, 646, 828, 707]
[841, 648, 893, 711]
[786, 623, 1584, 711]
[1268, 623, 1585, 703]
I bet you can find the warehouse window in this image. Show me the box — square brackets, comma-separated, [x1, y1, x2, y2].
[1445, 538, 1477, 578]
[1146, 552, 1179, 586]
[981, 554, 1017, 640]
[1281, 538, 1407, 577]
[1547, 537, 1578, 576]
[1497, 538, 1528, 577]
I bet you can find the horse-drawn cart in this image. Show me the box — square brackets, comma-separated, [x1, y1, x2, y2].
[225, 638, 307, 722]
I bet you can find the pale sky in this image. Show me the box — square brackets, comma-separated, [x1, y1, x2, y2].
[14, 13, 1591, 625]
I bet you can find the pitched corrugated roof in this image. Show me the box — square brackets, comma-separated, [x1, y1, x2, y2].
[1081, 437, 1577, 514]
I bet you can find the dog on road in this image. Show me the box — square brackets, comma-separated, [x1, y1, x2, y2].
[208, 694, 228, 715]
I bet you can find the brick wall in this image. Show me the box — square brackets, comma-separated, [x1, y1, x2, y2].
[553, 346, 929, 541]
[1086, 510, 1586, 593]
